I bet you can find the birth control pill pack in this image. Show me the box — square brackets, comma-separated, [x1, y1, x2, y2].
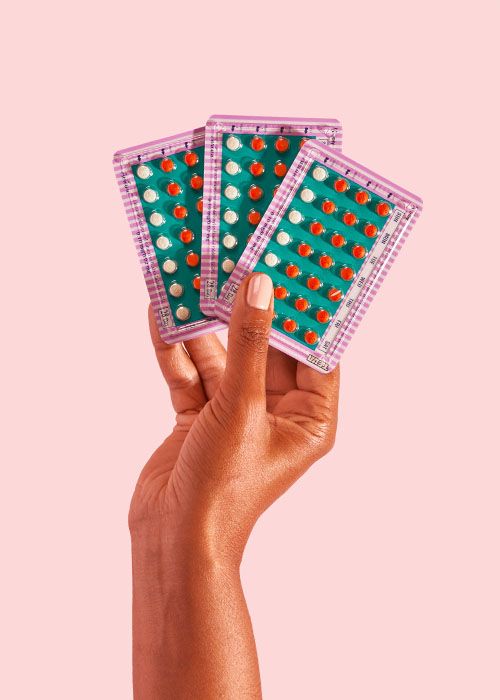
[201, 115, 343, 315]
[215, 141, 422, 373]
[114, 128, 224, 342]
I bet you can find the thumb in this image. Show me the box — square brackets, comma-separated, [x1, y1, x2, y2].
[220, 272, 274, 405]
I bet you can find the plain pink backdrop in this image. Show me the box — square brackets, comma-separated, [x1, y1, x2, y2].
[2, 1, 499, 698]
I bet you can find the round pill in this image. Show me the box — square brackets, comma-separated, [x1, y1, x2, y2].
[143, 188, 158, 203]
[331, 233, 346, 247]
[376, 202, 391, 217]
[310, 221, 324, 236]
[223, 209, 238, 225]
[352, 244, 366, 259]
[184, 152, 198, 166]
[288, 209, 303, 224]
[273, 185, 280, 196]
[355, 190, 370, 205]
[156, 236, 170, 250]
[304, 330, 318, 345]
[226, 135, 241, 151]
[247, 210, 261, 225]
[274, 285, 288, 300]
[283, 318, 297, 333]
[276, 230, 291, 245]
[136, 164, 152, 179]
[186, 252, 200, 267]
[250, 161, 265, 177]
[340, 266, 354, 281]
[160, 158, 175, 173]
[334, 178, 349, 192]
[222, 258, 235, 274]
[179, 228, 194, 244]
[319, 254, 333, 268]
[274, 162, 287, 177]
[322, 199, 336, 214]
[286, 263, 300, 278]
[162, 259, 177, 274]
[176, 306, 191, 321]
[190, 175, 203, 190]
[166, 181, 182, 196]
[169, 282, 184, 298]
[149, 212, 165, 227]
[173, 205, 188, 219]
[298, 243, 312, 257]
[275, 136, 289, 152]
[307, 276, 321, 291]
[295, 297, 309, 312]
[343, 212, 357, 226]
[196, 198, 203, 213]
[316, 309, 330, 324]
[248, 185, 263, 201]
[300, 137, 309, 148]
[223, 234, 238, 249]
[224, 184, 240, 200]
[300, 188, 315, 203]
[251, 135, 266, 151]
[328, 287, 343, 302]
[265, 252, 280, 267]
[364, 223, 378, 237]
[225, 160, 240, 175]
[312, 166, 328, 181]
[192, 276, 201, 290]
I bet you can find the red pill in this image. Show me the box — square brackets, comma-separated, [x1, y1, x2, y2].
[274, 161, 287, 177]
[186, 252, 199, 267]
[251, 135, 266, 151]
[376, 202, 391, 217]
[179, 228, 194, 243]
[319, 254, 333, 269]
[274, 285, 288, 300]
[273, 185, 280, 196]
[295, 297, 309, 312]
[192, 276, 201, 290]
[282, 318, 297, 333]
[173, 205, 188, 219]
[247, 209, 261, 225]
[286, 264, 300, 278]
[304, 330, 318, 345]
[310, 221, 324, 236]
[196, 198, 203, 213]
[275, 136, 289, 152]
[340, 266, 354, 281]
[307, 276, 321, 291]
[167, 181, 182, 196]
[322, 200, 336, 214]
[352, 244, 366, 259]
[190, 175, 203, 190]
[364, 223, 378, 238]
[249, 185, 263, 201]
[184, 151, 198, 166]
[300, 137, 309, 148]
[331, 233, 346, 247]
[343, 212, 357, 226]
[328, 287, 343, 302]
[298, 243, 312, 257]
[355, 190, 370, 205]
[249, 161, 264, 177]
[334, 178, 349, 193]
[160, 158, 175, 172]
[316, 309, 331, 324]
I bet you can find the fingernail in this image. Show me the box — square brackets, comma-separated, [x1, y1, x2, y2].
[246, 273, 273, 310]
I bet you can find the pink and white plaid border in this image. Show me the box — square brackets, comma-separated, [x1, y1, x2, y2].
[113, 128, 225, 343]
[214, 141, 423, 373]
[201, 114, 343, 316]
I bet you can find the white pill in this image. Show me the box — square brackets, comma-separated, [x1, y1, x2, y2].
[169, 282, 184, 298]
[224, 184, 240, 200]
[143, 187, 158, 203]
[312, 166, 327, 181]
[162, 259, 178, 274]
[225, 160, 240, 175]
[226, 135, 241, 151]
[149, 212, 165, 227]
[223, 234, 238, 249]
[300, 188, 315, 203]
[276, 230, 291, 245]
[264, 252, 279, 267]
[136, 164, 153, 179]
[176, 306, 191, 321]
[223, 209, 239, 225]
[288, 209, 303, 224]
[222, 258, 235, 274]
[156, 236, 171, 250]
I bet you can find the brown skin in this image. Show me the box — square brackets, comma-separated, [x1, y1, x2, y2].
[130, 273, 340, 699]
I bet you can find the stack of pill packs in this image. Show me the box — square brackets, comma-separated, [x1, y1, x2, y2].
[114, 115, 422, 373]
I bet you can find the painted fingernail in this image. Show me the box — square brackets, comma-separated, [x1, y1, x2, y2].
[246, 273, 273, 310]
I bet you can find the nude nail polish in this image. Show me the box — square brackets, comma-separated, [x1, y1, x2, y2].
[246, 273, 273, 310]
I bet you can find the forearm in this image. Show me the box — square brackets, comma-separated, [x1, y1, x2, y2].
[131, 520, 261, 699]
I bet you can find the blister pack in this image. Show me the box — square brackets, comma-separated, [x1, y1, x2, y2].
[201, 115, 343, 315]
[215, 141, 422, 373]
[114, 128, 224, 342]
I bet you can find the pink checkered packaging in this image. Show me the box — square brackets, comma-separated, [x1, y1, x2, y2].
[201, 114, 343, 316]
[214, 140, 423, 374]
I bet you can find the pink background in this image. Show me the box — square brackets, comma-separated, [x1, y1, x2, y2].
[2, 1, 499, 698]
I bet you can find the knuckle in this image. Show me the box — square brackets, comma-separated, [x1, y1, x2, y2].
[237, 319, 270, 352]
